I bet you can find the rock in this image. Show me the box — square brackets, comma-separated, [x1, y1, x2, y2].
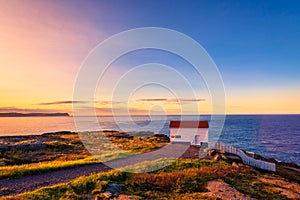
[208, 149, 216, 156]
[214, 154, 220, 161]
[232, 162, 239, 168]
[106, 183, 124, 193]
[199, 147, 208, 158]
[219, 150, 225, 154]
[99, 183, 124, 199]
[102, 191, 113, 199]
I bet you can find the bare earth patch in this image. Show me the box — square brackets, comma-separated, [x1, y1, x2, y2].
[202, 180, 256, 200]
[259, 177, 300, 199]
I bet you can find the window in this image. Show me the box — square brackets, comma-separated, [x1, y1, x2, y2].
[171, 135, 181, 139]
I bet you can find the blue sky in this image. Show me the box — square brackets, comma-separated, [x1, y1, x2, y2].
[1, 0, 299, 114]
[94, 0, 300, 83]
[87, 0, 300, 113]
[67, 0, 300, 87]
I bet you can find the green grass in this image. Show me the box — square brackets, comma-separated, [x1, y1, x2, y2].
[276, 165, 300, 183]
[2, 170, 128, 200]
[223, 171, 289, 200]
[1, 132, 297, 200]
[0, 156, 98, 180]
[155, 159, 229, 173]
[121, 158, 229, 173]
[1, 158, 293, 200]
[0, 131, 164, 180]
[102, 133, 167, 153]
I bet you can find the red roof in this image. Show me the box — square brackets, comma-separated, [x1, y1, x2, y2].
[170, 121, 209, 128]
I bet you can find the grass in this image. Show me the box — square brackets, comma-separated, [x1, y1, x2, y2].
[155, 159, 229, 173]
[1, 132, 298, 199]
[276, 165, 300, 183]
[2, 170, 128, 200]
[0, 131, 167, 180]
[82, 131, 168, 154]
[2, 158, 292, 200]
[121, 158, 230, 173]
[0, 151, 132, 180]
[0, 136, 166, 180]
[223, 171, 290, 200]
[0, 134, 89, 165]
[0, 156, 99, 180]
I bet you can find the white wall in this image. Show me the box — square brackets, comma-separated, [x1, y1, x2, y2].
[170, 128, 208, 145]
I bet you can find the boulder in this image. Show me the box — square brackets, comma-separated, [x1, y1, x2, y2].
[219, 150, 225, 154]
[232, 162, 239, 168]
[208, 149, 216, 156]
[214, 154, 220, 161]
[98, 183, 125, 199]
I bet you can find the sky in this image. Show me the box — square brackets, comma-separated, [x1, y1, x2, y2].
[0, 0, 300, 115]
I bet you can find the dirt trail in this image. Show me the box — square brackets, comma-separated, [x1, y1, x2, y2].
[0, 163, 111, 197]
[0, 143, 190, 197]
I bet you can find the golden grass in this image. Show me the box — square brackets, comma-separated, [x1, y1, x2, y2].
[0, 151, 132, 180]
[1, 159, 292, 200]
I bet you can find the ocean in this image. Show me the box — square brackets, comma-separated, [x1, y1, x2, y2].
[0, 115, 299, 165]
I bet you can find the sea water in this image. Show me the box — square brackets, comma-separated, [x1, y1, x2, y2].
[0, 115, 299, 164]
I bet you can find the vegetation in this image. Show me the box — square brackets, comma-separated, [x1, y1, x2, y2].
[2, 170, 128, 200]
[0, 152, 133, 180]
[276, 165, 300, 183]
[2, 159, 296, 200]
[0, 131, 168, 180]
[0, 131, 167, 166]
[0, 133, 89, 166]
[1, 132, 299, 199]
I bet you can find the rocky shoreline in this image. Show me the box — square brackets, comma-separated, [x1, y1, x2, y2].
[0, 130, 299, 184]
[0, 131, 75, 152]
[0, 130, 299, 199]
[0, 130, 299, 168]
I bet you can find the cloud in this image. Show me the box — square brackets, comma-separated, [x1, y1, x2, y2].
[95, 107, 146, 114]
[135, 98, 205, 104]
[96, 101, 124, 105]
[77, 106, 164, 116]
[38, 101, 89, 105]
[136, 98, 168, 102]
[39, 100, 125, 106]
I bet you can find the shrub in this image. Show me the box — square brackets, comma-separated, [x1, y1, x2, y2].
[59, 191, 82, 200]
[127, 166, 240, 194]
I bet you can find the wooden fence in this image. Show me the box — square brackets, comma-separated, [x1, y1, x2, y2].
[213, 142, 276, 172]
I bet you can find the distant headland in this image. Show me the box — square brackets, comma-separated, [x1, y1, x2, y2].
[0, 112, 70, 117]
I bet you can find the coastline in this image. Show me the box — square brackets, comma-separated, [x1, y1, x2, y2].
[0, 112, 70, 117]
[0, 130, 299, 199]
[1, 130, 299, 168]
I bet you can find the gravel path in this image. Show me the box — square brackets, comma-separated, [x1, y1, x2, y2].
[0, 163, 111, 197]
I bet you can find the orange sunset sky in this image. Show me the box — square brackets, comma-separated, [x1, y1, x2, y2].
[1, 1, 300, 115]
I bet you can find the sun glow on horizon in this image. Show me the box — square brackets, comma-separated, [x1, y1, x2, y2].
[1, 1, 300, 115]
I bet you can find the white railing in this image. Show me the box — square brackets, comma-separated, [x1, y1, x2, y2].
[213, 142, 276, 172]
